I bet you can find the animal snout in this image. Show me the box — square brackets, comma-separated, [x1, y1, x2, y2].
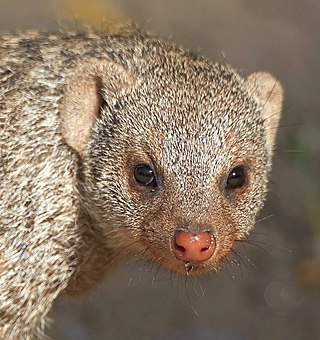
[173, 230, 216, 263]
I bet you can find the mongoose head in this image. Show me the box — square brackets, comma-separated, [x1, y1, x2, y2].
[61, 34, 282, 277]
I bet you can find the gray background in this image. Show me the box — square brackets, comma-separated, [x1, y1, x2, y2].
[1, 1, 320, 339]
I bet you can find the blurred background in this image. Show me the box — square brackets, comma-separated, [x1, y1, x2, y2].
[1, 1, 319, 339]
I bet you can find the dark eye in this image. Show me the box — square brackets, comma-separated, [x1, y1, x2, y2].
[226, 165, 247, 190]
[134, 164, 157, 187]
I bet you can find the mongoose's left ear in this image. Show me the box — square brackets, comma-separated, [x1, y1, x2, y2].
[245, 72, 283, 150]
[60, 60, 135, 157]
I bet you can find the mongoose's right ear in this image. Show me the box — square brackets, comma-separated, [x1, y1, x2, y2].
[60, 60, 135, 156]
[245, 72, 283, 151]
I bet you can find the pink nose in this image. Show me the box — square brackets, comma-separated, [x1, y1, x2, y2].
[173, 231, 215, 263]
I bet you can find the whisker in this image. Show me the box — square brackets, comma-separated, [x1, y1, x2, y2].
[173, 272, 181, 301]
[280, 149, 304, 153]
[230, 249, 245, 277]
[236, 239, 270, 255]
[151, 263, 165, 285]
[260, 76, 279, 113]
[256, 214, 274, 223]
[265, 122, 300, 131]
[249, 230, 269, 237]
[183, 276, 200, 317]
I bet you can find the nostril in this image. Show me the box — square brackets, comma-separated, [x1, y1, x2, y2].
[174, 242, 186, 253]
[201, 246, 209, 252]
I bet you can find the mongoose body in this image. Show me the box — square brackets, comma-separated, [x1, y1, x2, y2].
[0, 27, 282, 339]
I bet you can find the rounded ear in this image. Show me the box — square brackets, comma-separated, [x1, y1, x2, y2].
[245, 72, 283, 151]
[60, 60, 135, 156]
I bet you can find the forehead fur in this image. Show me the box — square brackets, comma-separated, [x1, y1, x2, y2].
[106, 34, 262, 134]
[110, 51, 264, 161]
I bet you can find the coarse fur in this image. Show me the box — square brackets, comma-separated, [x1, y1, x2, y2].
[0, 26, 283, 339]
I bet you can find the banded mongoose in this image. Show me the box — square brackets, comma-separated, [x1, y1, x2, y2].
[0, 26, 283, 339]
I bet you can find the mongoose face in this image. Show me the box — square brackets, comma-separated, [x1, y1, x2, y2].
[61, 36, 283, 277]
[0, 28, 282, 338]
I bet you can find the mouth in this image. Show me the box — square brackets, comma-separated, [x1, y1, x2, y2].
[175, 260, 215, 276]
[142, 246, 219, 277]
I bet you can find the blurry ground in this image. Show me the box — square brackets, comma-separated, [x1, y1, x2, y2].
[1, 0, 320, 339]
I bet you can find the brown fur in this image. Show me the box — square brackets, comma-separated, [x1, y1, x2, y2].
[0, 27, 282, 338]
